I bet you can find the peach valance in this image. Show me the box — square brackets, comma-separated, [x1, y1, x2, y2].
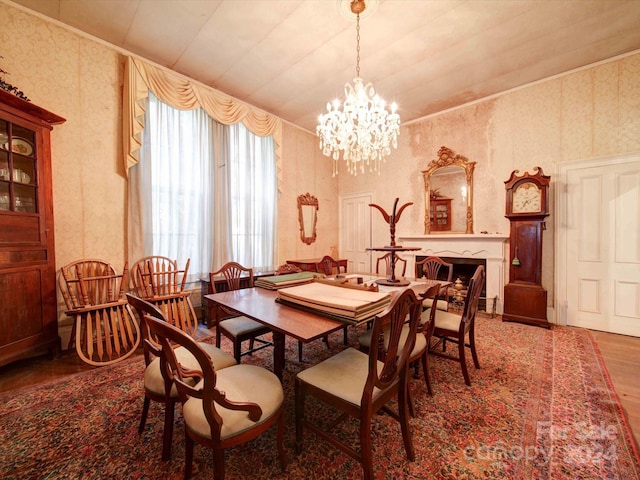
[123, 56, 282, 190]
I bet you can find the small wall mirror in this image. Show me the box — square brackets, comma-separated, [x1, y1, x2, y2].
[422, 146, 475, 234]
[297, 193, 318, 245]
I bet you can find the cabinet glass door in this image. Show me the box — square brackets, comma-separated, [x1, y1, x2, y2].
[0, 119, 37, 213]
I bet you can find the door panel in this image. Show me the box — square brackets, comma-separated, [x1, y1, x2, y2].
[563, 158, 640, 336]
[340, 194, 372, 273]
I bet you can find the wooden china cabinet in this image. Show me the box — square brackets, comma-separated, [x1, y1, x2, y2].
[429, 198, 452, 231]
[0, 90, 65, 367]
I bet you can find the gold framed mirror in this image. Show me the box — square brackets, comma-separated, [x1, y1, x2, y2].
[422, 146, 475, 234]
[297, 193, 319, 245]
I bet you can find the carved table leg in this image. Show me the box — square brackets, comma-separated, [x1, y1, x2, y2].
[272, 331, 286, 381]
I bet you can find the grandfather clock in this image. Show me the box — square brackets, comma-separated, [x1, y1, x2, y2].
[502, 167, 550, 328]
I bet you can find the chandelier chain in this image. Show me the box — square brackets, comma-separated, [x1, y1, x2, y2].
[356, 13, 360, 77]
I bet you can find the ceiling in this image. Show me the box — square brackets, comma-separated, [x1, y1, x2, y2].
[8, 0, 640, 133]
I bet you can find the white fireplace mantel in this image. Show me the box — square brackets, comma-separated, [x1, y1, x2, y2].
[398, 234, 509, 314]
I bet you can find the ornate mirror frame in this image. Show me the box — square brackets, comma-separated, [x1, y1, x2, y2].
[422, 146, 476, 234]
[297, 193, 319, 245]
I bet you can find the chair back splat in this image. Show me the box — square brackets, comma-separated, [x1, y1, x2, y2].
[295, 288, 422, 480]
[316, 255, 346, 276]
[144, 315, 286, 479]
[376, 252, 407, 277]
[415, 256, 453, 309]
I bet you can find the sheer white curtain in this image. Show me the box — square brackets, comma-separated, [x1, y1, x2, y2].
[218, 122, 277, 271]
[136, 92, 276, 281]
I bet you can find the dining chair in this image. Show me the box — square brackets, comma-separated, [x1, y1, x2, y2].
[58, 259, 140, 366]
[415, 256, 453, 311]
[358, 283, 441, 411]
[316, 255, 346, 276]
[429, 265, 485, 386]
[295, 288, 423, 480]
[126, 293, 236, 461]
[210, 262, 273, 364]
[376, 252, 407, 277]
[144, 314, 286, 480]
[130, 256, 198, 337]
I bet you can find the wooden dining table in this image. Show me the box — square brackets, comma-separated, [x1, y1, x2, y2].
[204, 277, 450, 380]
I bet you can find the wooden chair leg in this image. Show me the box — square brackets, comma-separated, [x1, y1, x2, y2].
[215, 327, 222, 348]
[421, 351, 433, 396]
[213, 448, 225, 480]
[459, 335, 471, 386]
[233, 339, 242, 364]
[343, 326, 348, 345]
[138, 396, 150, 434]
[399, 372, 415, 461]
[360, 414, 374, 480]
[67, 318, 78, 351]
[407, 378, 416, 417]
[295, 379, 305, 454]
[470, 328, 480, 368]
[184, 432, 195, 479]
[298, 341, 303, 362]
[277, 410, 287, 470]
[161, 399, 175, 461]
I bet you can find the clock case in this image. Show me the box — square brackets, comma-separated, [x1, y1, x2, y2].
[503, 167, 551, 328]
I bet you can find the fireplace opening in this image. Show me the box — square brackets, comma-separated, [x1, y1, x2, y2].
[416, 256, 491, 313]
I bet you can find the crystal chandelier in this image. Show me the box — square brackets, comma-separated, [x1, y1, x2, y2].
[316, 0, 400, 176]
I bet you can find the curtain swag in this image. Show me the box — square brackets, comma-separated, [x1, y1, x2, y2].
[123, 56, 283, 191]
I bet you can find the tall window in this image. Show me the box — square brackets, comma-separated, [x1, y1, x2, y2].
[138, 92, 277, 282]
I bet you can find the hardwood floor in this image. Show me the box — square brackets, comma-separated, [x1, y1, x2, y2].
[0, 327, 638, 449]
[590, 329, 640, 448]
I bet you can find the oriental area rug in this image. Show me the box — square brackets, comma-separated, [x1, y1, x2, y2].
[1, 317, 639, 479]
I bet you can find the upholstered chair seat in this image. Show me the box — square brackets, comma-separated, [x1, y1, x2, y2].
[216, 316, 269, 339]
[297, 348, 386, 405]
[182, 364, 284, 440]
[431, 309, 464, 331]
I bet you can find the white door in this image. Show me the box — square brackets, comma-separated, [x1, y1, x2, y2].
[559, 155, 640, 336]
[340, 193, 373, 273]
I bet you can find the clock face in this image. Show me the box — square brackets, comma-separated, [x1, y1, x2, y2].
[512, 182, 542, 213]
